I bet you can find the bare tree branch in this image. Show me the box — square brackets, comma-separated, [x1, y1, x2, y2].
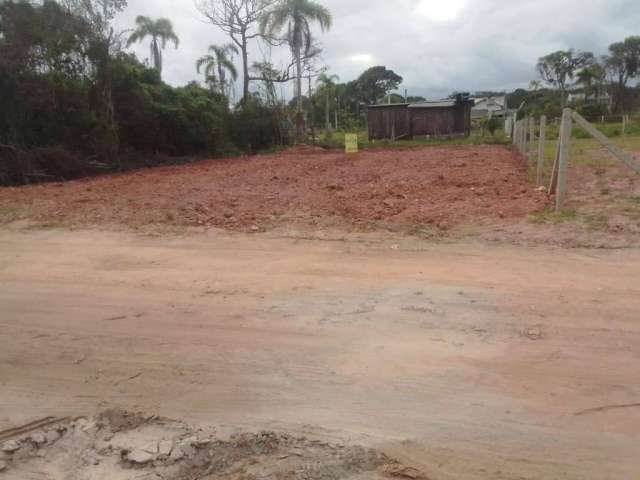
[194, 0, 279, 103]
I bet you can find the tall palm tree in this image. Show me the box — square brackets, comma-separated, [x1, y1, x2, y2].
[260, 0, 332, 137]
[127, 16, 179, 76]
[196, 44, 239, 97]
[316, 73, 339, 131]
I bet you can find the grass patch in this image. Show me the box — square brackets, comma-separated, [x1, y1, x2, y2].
[408, 224, 441, 239]
[0, 206, 31, 223]
[309, 129, 510, 151]
[582, 214, 609, 231]
[529, 209, 578, 225]
[529, 209, 613, 232]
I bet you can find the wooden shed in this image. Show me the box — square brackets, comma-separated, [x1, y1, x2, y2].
[367, 97, 474, 140]
[366, 103, 411, 141]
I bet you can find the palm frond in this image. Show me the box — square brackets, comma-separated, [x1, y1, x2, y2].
[126, 30, 143, 47]
[259, 5, 290, 37]
[155, 18, 180, 48]
[302, 1, 332, 31]
[196, 54, 214, 74]
[220, 58, 238, 80]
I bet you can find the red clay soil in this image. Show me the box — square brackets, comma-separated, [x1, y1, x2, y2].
[0, 145, 549, 232]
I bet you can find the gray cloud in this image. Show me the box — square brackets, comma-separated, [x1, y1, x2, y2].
[117, 0, 640, 99]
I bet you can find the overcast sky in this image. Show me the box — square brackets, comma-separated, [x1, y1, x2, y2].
[117, 0, 640, 100]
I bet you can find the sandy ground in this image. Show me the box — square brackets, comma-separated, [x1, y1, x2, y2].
[1, 227, 639, 479]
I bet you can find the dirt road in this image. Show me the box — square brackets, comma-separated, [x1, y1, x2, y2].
[1, 228, 639, 479]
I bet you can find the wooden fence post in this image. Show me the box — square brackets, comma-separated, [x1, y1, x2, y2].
[517, 120, 522, 152]
[622, 115, 627, 136]
[537, 115, 547, 186]
[548, 137, 561, 195]
[529, 117, 536, 160]
[512, 119, 518, 145]
[556, 108, 572, 212]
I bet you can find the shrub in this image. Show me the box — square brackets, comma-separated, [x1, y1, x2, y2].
[486, 117, 502, 135]
[229, 100, 283, 153]
[578, 103, 609, 122]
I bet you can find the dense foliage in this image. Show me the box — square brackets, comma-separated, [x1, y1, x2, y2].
[0, 0, 281, 186]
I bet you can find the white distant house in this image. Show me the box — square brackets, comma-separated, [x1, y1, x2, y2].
[567, 91, 612, 107]
[472, 95, 519, 136]
[471, 95, 509, 120]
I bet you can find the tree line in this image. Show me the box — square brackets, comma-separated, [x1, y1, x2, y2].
[534, 37, 640, 114]
[8, 0, 634, 186]
[0, 0, 340, 185]
[0, 0, 414, 186]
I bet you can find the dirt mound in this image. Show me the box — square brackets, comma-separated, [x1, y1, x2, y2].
[0, 411, 420, 480]
[0, 145, 548, 233]
[97, 409, 154, 433]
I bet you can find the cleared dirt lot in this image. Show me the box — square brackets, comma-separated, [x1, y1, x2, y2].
[1, 228, 639, 479]
[0, 145, 548, 232]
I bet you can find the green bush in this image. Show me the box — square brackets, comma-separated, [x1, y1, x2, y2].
[578, 103, 609, 122]
[229, 99, 283, 153]
[486, 117, 501, 135]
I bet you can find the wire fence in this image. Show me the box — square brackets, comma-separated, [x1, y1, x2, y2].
[513, 109, 640, 212]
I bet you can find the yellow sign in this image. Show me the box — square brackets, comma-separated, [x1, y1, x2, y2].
[345, 134, 359, 153]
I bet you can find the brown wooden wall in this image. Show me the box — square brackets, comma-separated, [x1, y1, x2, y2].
[367, 103, 472, 140]
[410, 104, 472, 137]
[367, 105, 410, 140]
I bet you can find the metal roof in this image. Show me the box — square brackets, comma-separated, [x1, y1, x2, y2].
[368, 99, 473, 109]
[408, 100, 457, 108]
[367, 103, 410, 108]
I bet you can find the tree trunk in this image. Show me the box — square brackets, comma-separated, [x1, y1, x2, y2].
[218, 64, 225, 96]
[94, 47, 119, 168]
[325, 92, 330, 131]
[241, 32, 249, 105]
[295, 44, 304, 139]
[153, 39, 162, 75]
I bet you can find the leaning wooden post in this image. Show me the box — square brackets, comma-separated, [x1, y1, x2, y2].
[571, 110, 640, 174]
[537, 115, 547, 185]
[556, 108, 572, 212]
